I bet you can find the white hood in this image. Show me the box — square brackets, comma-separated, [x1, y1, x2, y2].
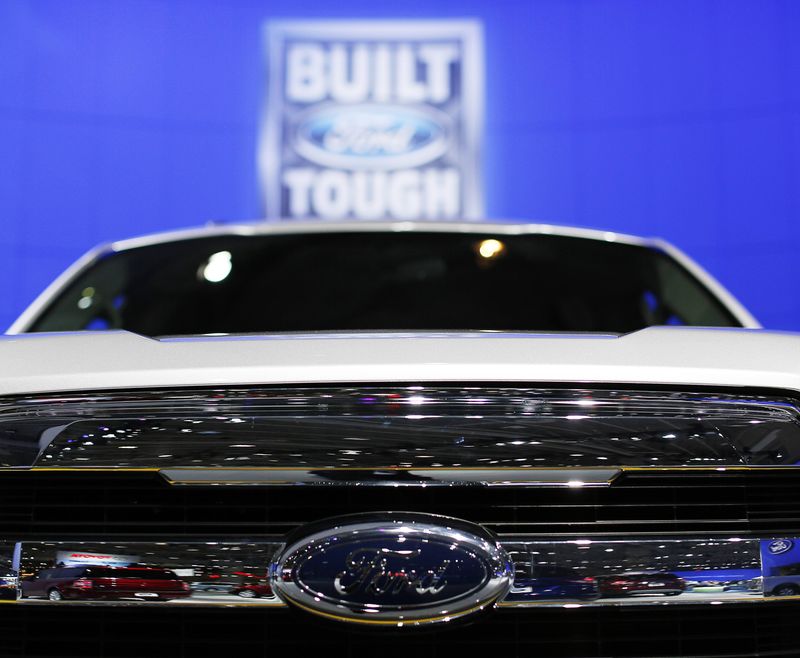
[0, 326, 798, 396]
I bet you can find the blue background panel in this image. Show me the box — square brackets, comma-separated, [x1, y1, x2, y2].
[1, 0, 798, 330]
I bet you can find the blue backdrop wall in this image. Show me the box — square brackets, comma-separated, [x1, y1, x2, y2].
[1, 0, 799, 330]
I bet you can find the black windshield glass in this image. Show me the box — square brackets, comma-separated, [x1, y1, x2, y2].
[28, 232, 740, 335]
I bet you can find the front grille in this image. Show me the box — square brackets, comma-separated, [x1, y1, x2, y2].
[3, 385, 800, 657]
[1, 469, 799, 539]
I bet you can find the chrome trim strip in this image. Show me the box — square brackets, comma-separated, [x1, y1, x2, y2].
[159, 467, 622, 487]
[496, 596, 799, 609]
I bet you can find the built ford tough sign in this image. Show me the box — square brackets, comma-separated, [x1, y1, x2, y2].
[3, 220, 800, 657]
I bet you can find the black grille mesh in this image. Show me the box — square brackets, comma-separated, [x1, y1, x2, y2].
[0, 601, 798, 658]
[1, 469, 799, 539]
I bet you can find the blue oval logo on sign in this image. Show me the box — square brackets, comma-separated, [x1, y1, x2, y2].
[769, 539, 794, 555]
[271, 515, 512, 625]
[293, 104, 450, 170]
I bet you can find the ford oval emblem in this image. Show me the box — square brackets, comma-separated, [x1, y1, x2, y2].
[769, 539, 794, 555]
[270, 514, 513, 626]
[293, 104, 451, 170]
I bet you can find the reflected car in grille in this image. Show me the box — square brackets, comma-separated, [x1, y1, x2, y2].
[506, 566, 599, 601]
[231, 582, 274, 599]
[189, 581, 236, 593]
[762, 562, 800, 597]
[597, 572, 686, 597]
[3, 221, 800, 657]
[19, 566, 191, 602]
[0, 567, 17, 601]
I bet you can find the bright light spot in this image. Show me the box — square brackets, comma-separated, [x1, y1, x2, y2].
[408, 395, 426, 405]
[78, 286, 95, 311]
[478, 239, 505, 259]
[202, 251, 233, 283]
[567, 480, 585, 488]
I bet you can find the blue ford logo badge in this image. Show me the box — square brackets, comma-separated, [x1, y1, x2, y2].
[769, 539, 794, 555]
[270, 514, 513, 626]
[293, 104, 450, 170]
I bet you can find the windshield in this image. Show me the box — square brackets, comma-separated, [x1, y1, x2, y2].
[27, 232, 740, 335]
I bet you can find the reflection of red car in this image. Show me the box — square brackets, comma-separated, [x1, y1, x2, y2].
[231, 582, 274, 599]
[20, 566, 191, 601]
[598, 572, 686, 597]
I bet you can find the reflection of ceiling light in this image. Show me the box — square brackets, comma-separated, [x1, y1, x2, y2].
[77, 286, 96, 310]
[478, 239, 505, 259]
[201, 251, 233, 283]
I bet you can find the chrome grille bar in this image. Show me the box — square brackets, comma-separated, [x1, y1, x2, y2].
[158, 467, 622, 486]
[0, 535, 796, 607]
[1, 386, 799, 472]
